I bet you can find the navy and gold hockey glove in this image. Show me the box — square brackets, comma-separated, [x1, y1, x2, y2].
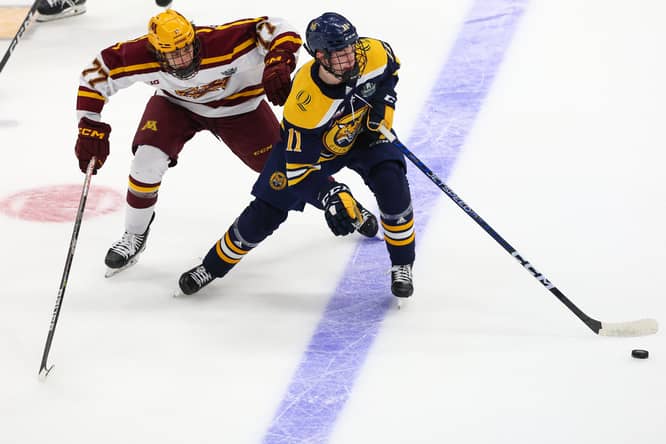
[318, 183, 362, 236]
[366, 87, 397, 133]
[367, 102, 395, 133]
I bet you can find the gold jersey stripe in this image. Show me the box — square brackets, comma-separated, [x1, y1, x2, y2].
[287, 167, 319, 186]
[269, 35, 303, 51]
[201, 38, 255, 65]
[78, 90, 106, 101]
[211, 18, 263, 32]
[109, 61, 160, 77]
[224, 86, 264, 101]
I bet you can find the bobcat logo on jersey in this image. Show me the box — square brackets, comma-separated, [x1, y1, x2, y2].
[175, 77, 231, 99]
[269, 171, 287, 190]
[323, 107, 368, 155]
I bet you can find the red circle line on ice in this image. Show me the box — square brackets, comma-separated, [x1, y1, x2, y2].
[0, 185, 123, 222]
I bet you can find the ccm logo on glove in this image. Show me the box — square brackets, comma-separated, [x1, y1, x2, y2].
[75, 117, 111, 174]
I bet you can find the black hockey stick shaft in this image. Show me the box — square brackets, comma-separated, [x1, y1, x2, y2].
[38, 158, 96, 378]
[377, 128, 603, 334]
[0, 0, 40, 74]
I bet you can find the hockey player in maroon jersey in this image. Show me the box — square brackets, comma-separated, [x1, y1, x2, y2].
[73, 9, 378, 276]
[177, 12, 415, 299]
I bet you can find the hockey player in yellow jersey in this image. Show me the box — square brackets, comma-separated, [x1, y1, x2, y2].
[178, 12, 416, 299]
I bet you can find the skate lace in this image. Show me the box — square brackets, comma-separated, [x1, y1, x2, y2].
[190, 266, 213, 287]
[110, 232, 144, 258]
[47, 0, 72, 6]
[390, 264, 412, 283]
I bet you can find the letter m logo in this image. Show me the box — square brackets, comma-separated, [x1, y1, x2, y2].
[141, 120, 158, 132]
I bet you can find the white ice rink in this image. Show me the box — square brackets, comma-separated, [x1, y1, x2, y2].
[1, 1, 665, 443]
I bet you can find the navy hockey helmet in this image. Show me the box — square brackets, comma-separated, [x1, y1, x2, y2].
[304, 12, 367, 82]
[305, 12, 358, 56]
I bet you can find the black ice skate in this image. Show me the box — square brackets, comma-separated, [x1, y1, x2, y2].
[354, 202, 379, 238]
[36, 0, 87, 22]
[177, 265, 215, 296]
[104, 214, 154, 278]
[390, 264, 414, 299]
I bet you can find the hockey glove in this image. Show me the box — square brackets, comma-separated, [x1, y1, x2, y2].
[75, 117, 111, 174]
[262, 50, 296, 106]
[318, 183, 362, 236]
[367, 103, 395, 133]
[366, 87, 396, 133]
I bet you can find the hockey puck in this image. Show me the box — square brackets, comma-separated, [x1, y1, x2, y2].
[155, 0, 172, 7]
[631, 349, 649, 359]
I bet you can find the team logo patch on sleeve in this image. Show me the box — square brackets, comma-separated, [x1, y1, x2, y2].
[269, 171, 287, 190]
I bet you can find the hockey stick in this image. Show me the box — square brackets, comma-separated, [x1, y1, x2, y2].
[0, 0, 40, 74]
[38, 157, 96, 380]
[378, 126, 658, 337]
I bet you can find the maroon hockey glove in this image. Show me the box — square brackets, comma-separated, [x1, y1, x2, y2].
[75, 117, 111, 174]
[262, 50, 295, 106]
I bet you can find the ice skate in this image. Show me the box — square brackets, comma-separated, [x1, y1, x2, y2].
[36, 0, 87, 22]
[104, 214, 154, 277]
[176, 264, 215, 296]
[390, 263, 413, 299]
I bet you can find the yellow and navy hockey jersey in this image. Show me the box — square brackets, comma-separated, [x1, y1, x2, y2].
[278, 37, 400, 199]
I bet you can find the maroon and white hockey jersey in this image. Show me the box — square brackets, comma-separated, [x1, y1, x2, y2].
[76, 16, 302, 121]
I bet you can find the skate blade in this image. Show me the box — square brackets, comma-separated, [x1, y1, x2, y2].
[396, 297, 409, 310]
[104, 257, 139, 278]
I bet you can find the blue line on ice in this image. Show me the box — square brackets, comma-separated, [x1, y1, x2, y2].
[263, 1, 528, 442]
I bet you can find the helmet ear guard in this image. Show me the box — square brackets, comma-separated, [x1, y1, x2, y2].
[147, 9, 201, 79]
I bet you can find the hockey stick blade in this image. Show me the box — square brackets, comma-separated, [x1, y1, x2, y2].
[38, 364, 54, 381]
[598, 318, 658, 337]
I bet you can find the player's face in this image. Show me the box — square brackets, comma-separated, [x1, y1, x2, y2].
[325, 45, 357, 77]
[164, 44, 194, 70]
